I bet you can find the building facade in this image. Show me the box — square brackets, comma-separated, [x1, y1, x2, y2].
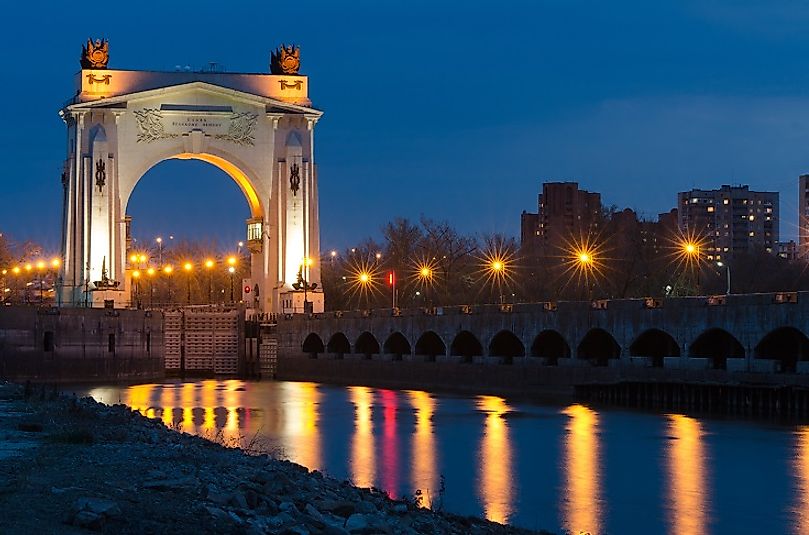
[677, 185, 779, 261]
[520, 182, 601, 254]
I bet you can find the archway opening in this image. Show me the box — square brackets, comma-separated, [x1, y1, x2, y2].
[488, 330, 525, 364]
[450, 330, 483, 363]
[530, 330, 570, 365]
[630, 329, 680, 367]
[415, 331, 446, 361]
[383, 332, 411, 361]
[755, 327, 809, 373]
[577, 328, 621, 367]
[327, 332, 351, 359]
[302, 333, 325, 358]
[124, 158, 255, 306]
[689, 328, 744, 370]
[355, 332, 380, 359]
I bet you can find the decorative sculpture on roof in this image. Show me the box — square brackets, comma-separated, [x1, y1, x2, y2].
[81, 38, 109, 69]
[270, 44, 301, 75]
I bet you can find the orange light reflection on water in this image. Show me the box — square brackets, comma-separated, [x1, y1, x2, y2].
[793, 426, 809, 534]
[126, 383, 155, 416]
[380, 390, 399, 498]
[281, 382, 321, 471]
[477, 395, 514, 524]
[667, 414, 709, 535]
[408, 390, 437, 508]
[561, 404, 601, 535]
[350, 386, 376, 488]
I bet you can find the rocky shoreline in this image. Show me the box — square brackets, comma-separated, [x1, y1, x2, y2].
[0, 383, 551, 534]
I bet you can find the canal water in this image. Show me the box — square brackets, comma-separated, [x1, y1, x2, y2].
[68, 379, 808, 534]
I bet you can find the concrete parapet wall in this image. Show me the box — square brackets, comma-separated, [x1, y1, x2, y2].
[278, 293, 809, 373]
[0, 306, 164, 383]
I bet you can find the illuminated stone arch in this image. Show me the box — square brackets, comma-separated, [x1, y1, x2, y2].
[58, 58, 323, 314]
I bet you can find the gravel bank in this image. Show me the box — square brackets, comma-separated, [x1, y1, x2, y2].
[0, 383, 551, 534]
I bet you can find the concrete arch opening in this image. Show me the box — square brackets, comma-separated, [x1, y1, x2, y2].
[755, 327, 809, 373]
[577, 328, 621, 367]
[415, 331, 446, 361]
[327, 332, 350, 359]
[302, 332, 325, 358]
[630, 328, 680, 367]
[355, 332, 380, 359]
[383, 332, 411, 361]
[689, 328, 744, 370]
[530, 330, 571, 365]
[450, 330, 483, 363]
[488, 330, 525, 364]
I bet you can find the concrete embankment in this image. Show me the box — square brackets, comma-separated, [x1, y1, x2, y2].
[0, 306, 164, 384]
[0, 382, 549, 534]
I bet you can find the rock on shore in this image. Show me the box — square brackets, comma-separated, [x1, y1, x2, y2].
[0, 382, 551, 534]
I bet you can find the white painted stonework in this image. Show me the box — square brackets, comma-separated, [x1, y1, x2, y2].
[59, 67, 324, 312]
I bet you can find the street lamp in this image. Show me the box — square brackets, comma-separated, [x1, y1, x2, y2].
[680, 239, 701, 294]
[228, 265, 236, 302]
[36, 260, 46, 303]
[156, 237, 163, 266]
[132, 269, 141, 308]
[146, 267, 156, 308]
[204, 259, 214, 304]
[163, 264, 174, 305]
[716, 261, 731, 295]
[183, 262, 193, 304]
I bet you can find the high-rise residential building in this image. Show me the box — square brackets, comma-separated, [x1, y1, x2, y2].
[520, 182, 601, 255]
[800, 174, 809, 259]
[677, 185, 779, 261]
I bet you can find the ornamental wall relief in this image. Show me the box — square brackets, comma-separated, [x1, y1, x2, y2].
[134, 109, 259, 146]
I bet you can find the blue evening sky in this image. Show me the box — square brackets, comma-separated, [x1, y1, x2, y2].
[2, 0, 809, 253]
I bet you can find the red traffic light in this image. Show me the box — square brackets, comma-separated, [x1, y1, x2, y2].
[244, 285, 251, 293]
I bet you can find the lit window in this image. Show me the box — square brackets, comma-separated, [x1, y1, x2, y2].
[749, 231, 755, 237]
[716, 255, 721, 260]
[749, 215, 755, 221]
[707, 206, 715, 212]
[723, 199, 729, 205]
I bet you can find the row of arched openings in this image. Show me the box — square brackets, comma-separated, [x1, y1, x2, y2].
[301, 327, 809, 372]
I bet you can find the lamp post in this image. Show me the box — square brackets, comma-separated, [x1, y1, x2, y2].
[681, 240, 701, 295]
[418, 265, 434, 306]
[716, 261, 731, 295]
[576, 251, 595, 300]
[489, 259, 505, 304]
[146, 267, 155, 308]
[228, 266, 236, 303]
[183, 262, 193, 305]
[35, 260, 46, 303]
[156, 237, 163, 267]
[24, 263, 32, 304]
[132, 270, 140, 309]
[163, 265, 174, 305]
[204, 259, 214, 304]
[227, 256, 237, 304]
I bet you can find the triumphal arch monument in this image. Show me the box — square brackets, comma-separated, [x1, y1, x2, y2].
[58, 39, 324, 313]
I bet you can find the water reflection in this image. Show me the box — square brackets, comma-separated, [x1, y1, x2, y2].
[380, 390, 400, 498]
[794, 426, 809, 534]
[350, 386, 376, 488]
[667, 414, 709, 535]
[408, 390, 437, 508]
[477, 395, 514, 524]
[561, 404, 602, 535]
[281, 382, 321, 470]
